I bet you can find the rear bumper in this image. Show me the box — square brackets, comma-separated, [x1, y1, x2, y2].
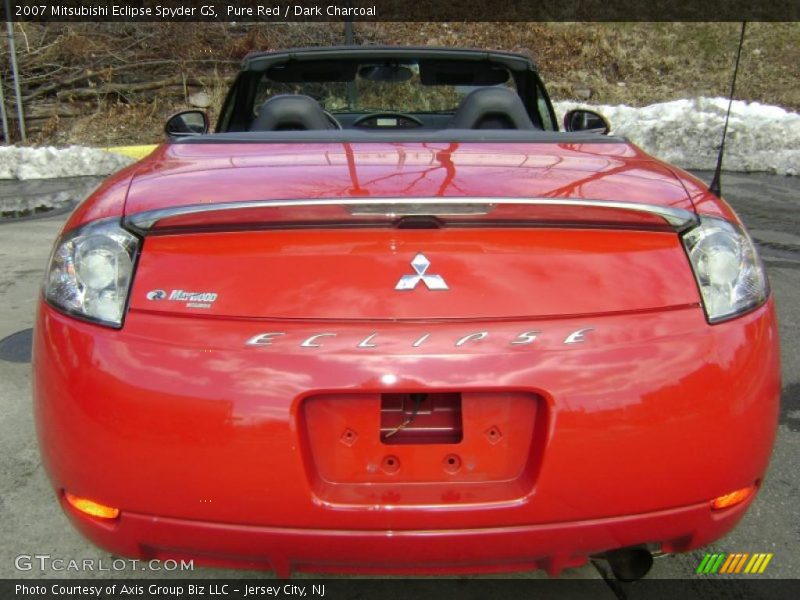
[33, 298, 781, 574]
[62, 494, 754, 577]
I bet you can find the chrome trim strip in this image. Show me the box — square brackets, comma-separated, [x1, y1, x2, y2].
[124, 197, 699, 234]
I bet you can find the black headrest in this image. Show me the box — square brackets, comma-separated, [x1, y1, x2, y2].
[250, 95, 333, 131]
[451, 87, 536, 130]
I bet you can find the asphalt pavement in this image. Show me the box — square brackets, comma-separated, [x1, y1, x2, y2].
[0, 170, 797, 595]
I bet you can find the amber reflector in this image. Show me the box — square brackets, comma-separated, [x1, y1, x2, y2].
[711, 486, 756, 510]
[64, 492, 120, 519]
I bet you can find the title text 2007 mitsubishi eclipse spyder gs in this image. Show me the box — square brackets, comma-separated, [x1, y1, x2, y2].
[32, 47, 780, 579]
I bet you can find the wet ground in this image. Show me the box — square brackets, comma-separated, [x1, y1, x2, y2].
[0, 171, 797, 595]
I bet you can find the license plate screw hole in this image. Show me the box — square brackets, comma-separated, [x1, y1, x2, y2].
[443, 454, 461, 474]
[484, 426, 503, 445]
[381, 455, 400, 474]
[340, 428, 358, 447]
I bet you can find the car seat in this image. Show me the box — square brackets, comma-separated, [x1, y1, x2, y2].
[250, 95, 333, 131]
[451, 87, 536, 130]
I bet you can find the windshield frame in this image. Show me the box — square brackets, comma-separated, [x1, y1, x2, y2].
[217, 47, 557, 132]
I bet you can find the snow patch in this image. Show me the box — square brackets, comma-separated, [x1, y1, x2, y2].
[554, 97, 800, 176]
[0, 145, 135, 180]
[1, 98, 798, 178]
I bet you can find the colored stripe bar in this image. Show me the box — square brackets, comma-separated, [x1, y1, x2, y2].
[727, 553, 740, 573]
[735, 553, 749, 573]
[711, 553, 726, 573]
[719, 554, 736, 574]
[696, 554, 712, 574]
[723, 554, 737, 574]
[698, 551, 773, 575]
[702, 553, 718, 574]
[758, 554, 774, 573]
[744, 554, 760, 573]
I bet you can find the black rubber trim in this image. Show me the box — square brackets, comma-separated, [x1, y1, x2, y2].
[242, 46, 538, 72]
[177, 130, 626, 144]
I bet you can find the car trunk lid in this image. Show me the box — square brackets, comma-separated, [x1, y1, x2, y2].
[125, 142, 700, 320]
[124, 141, 696, 215]
[128, 226, 699, 320]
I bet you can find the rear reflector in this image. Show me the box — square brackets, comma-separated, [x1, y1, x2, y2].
[711, 485, 756, 510]
[64, 492, 120, 519]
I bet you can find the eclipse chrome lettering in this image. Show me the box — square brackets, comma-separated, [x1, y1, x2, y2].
[564, 327, 595, 344]
[245, 328, 594, 348]
[455, 331, 488, 347]
[300, 333, 337, 348]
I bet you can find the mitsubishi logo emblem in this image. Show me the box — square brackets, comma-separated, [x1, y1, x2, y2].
[394, 253, 449, 291]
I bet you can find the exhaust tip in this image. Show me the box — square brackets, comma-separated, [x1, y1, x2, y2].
[605, 547, 654, 582]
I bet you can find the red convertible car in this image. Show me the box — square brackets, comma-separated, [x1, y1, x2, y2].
[33, 47, 780, 579]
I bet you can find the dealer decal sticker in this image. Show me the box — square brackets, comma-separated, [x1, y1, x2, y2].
[146, 289, 218, 309]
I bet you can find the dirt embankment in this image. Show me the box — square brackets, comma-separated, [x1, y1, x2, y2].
[1, 22, 798, 146]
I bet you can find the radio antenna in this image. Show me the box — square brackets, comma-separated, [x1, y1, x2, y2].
[709, 21, 747, 198]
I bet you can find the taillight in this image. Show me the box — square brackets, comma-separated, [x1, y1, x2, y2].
[44, 218, 139, 328]
[682, 216, 768, 323]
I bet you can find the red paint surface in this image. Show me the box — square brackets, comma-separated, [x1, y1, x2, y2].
[36, 139, 781, 574]
[130, 228, 700, 320]
[63, 141, 722, 232]
[122, 142, 696, 214]
[33, 296, 780, 572]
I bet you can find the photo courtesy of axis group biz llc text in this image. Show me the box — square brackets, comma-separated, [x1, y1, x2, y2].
[15, 583, 326, 597]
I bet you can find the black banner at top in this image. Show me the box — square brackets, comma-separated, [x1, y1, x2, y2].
[2, 0, 799, 22]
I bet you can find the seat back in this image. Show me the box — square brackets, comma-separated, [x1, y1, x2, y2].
[250, 95, 332, 131]
[451, 87, 536, 130]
